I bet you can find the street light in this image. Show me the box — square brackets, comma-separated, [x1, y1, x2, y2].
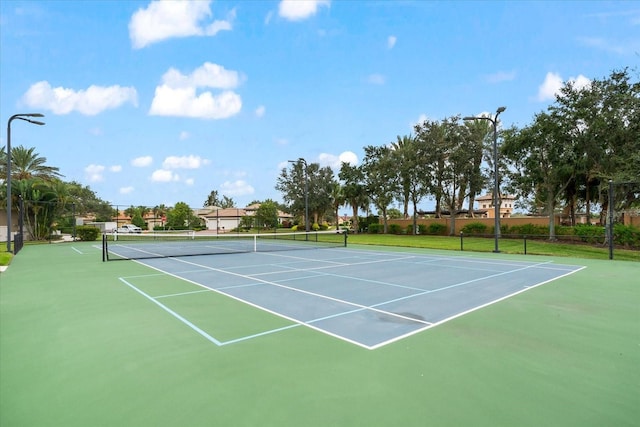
[464, 106, 505, 253]
[6, 113, 45, 252]
[288, 157, 309, 232]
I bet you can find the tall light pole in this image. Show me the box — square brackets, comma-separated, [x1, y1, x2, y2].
[288, 157, 309, 232]
[6, 113, 45, 252]
[464, 106, 505, 253]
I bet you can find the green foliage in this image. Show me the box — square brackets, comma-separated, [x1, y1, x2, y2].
[240, 216, 253, 231]
[255, 200, 278, 229]
[76, 225, 100, 241]
[386, 208, 403, 219]
[312, 222, 320, 231]
[614, 224, 640, 248]
[368, 223, 382, 234]
[461, 222, 488, 235]
[573, 224, 605, 244]
[505, 223, 549, 236]
[427, 223, 447, 235]
[388, 223, 403, 234]
[204, 190, 235, 208]
[131, 213, 146, 230]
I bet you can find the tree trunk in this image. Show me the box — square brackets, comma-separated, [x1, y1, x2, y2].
[468, 194, 476, 218]
[547, 189, 556, 241]
[412, 197, 418, 235]
[351, 206, 359, 233]
[585, 180, 592, 225]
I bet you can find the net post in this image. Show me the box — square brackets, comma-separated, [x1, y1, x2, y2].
[102, 233, 106, 262]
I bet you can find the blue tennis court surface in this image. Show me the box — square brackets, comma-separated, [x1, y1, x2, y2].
[119, 247, 585, 350]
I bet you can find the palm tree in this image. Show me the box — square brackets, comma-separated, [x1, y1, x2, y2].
[329, 182, 345, 229]
[391, 134, 415, 219]
[1, 145, 62, 181]
[339, 162, 369, 233]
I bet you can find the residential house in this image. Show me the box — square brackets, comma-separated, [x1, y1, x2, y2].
[475, 193, 516, 218]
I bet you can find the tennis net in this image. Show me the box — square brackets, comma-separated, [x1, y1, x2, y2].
[102, 230, 347, 261]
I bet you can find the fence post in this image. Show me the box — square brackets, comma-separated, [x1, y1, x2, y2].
[460, 232, 464, 251]
[524, 235, 527, 255]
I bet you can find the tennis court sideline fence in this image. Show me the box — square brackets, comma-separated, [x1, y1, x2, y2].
[102, 230, 348, 261]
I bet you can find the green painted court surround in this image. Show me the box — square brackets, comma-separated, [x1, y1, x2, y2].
[1, 242, 638, 426]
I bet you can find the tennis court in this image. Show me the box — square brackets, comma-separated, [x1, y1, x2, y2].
[2, 240, 638, 426]
[106, 232, 584, 349]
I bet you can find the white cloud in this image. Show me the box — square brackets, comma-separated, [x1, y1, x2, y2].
[161, 62, 241, 89]
[339, 151, 358, 166]
[162, 155, 209, 169]
[132, 156, 153, 167]
[255, 105, 266, 118]
[179, 131, 190, 140]
[537, 72, 591, 102]
[278, 0, 330, 21]
[220, 180, 255, 196]
[85, 164, 105, 182]
[119, 186, 134, 194]
[149, 62, 243, 119]
[151, 169, 180, 182]
[184, 178, 195, 186]
[110, 165, 122, 172]
[387, 35, 397, 49]
[367, 74, 385, 85]
[318, 151, 358, 168]
[537, 72, 563, 101]
[485, 70, 516, 83]
[129, 0, 235, 49]
[22, 81, 138, 116]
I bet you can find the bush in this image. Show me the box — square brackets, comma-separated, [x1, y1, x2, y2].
[427, 223, 447, 235]
[613, 224, 640, 248]
[574, 224, 605, 244]
[506, 223, 548, 236]
[461, 222, 488, 235]
[388, 224, 403, 234]
[368, 224, 382, 234]
[76, 226, 100, 241]
[312, 222, 320, 231]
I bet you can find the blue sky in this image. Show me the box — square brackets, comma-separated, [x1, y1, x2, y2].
[1, 0, 638, 212]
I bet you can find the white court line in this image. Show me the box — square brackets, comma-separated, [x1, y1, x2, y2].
[119, 277, 223, 346]
[119, 277, 302, 346]
[368, 265, 588, 349]
[155, 289, 211, 299]
[123, 249, 586, 350]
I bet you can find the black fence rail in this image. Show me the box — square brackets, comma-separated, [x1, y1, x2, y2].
[458, 232, 639, 260]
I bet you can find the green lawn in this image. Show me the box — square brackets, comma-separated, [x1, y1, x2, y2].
[346, 233, 640, 261]
[1, 241, 638, 426]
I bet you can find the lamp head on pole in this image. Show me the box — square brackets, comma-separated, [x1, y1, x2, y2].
[496, 106, 506, 114]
